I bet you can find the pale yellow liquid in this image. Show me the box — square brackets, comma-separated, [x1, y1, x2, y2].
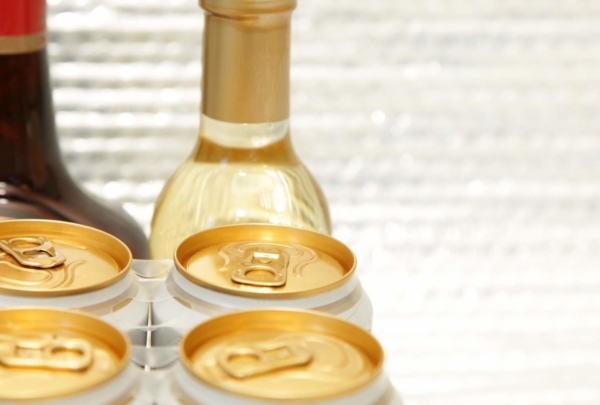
[149, 120, 331, 259]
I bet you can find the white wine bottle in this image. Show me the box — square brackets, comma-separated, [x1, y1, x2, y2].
[150, 0, 331, 259]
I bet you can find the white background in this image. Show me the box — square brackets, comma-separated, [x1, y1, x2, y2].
[48, 1, 600, 403]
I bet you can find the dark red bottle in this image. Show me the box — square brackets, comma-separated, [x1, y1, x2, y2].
[0, 0, 149, 258]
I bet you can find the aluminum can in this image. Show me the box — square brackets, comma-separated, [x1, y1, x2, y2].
[151, 224, 373, 336]
[171, 309, 402, 405]
[0, 307, 138, 405]
[0, 220, 149, 330]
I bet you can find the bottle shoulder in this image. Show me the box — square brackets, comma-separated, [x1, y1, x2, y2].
[0, 182, 149, 259]
[149, 158, 331, 259]
[190, 115, 299, 164]
[0, 50, 148, 258]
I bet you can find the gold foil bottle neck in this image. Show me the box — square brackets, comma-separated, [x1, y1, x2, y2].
[200, 2, 292, 123]
[180, 309, 384, 401]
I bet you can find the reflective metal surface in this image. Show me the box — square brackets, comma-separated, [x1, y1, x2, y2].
[0, 236, 67, 268]
[175, 224, 354, 298]
[0, 308, 130, 402]
[178, 309, 384, 402]
[0, 220, 131, 296]
[48, 1, 600, 403]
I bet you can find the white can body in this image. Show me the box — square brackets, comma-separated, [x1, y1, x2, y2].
[0, 364, 139, 405]
[172, 362, 402, 405]
[151, 266, 373, 338]
[0, 272, 149, 331]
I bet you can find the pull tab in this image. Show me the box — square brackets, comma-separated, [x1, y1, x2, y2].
[0, 334, 93, 371]
[218, 341, 312, 379]
[0, 236, 66, 268]
[231, 247, 289, 287]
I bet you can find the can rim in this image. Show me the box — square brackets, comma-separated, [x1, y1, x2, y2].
[0, 306, 131, 401]
[173, 224, 357, 299]
[179, 308, 385, 402]
[0, 220, 132, 297]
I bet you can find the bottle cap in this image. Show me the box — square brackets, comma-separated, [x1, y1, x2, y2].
[200, 0, 296, 15]
[0, 0, 46, 54]
[0, 0, 46, 36]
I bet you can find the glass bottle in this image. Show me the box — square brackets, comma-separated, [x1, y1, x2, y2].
[149, 0, 331, 259]
[0, 0, 149, 258]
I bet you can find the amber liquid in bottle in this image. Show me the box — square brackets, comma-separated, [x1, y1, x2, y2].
[0, 9, 148, 258]
[149, 0, 331, 259]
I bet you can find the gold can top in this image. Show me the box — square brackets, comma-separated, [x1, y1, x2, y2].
[0, 220, 132, 297]
[200, 0, 297, 15]
[180, 309, 384, 402]
[0, 307, 130, 401]
[174, 224, 356, 299]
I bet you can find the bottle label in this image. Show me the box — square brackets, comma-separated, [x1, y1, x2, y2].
[0, 0, 46, 54]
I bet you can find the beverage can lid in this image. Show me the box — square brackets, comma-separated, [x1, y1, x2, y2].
[180, 309, 384, 402]
[174, 224, 356, 299]
[0, 307, 130, 401]
[0, 220, 132, 297]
